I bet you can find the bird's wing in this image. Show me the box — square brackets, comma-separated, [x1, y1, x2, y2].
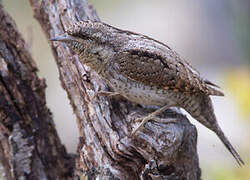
[115, 49, 224, 96]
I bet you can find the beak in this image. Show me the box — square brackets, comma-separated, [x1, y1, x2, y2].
[50, 33, 75, 42]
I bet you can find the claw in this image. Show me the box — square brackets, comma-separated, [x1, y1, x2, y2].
[130, 105, 171, 137]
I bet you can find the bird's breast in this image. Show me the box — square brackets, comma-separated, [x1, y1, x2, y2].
[101, 67, 179, 107]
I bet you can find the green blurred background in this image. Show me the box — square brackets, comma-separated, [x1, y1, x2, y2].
[2, 0, 250, 179]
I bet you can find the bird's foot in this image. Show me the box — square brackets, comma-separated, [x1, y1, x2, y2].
[131, 105, 174, 136]
[92, 91, 120, 100]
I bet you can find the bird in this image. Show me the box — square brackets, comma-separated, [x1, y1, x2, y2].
[51, 20, 244, 166]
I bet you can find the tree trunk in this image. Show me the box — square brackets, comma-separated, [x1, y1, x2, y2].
[0, 0, 201, 179]
[0, 4, 74, 180]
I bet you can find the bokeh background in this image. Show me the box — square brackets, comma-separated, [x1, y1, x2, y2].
[2, 0, 250, 179]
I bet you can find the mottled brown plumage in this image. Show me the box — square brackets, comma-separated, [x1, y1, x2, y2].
[116, 49, 224, 96]
[51, 20, 244, 166]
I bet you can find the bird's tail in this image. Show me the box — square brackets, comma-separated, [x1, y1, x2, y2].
[186, 94, 244, 166]
[213, 124, 245, 166]
[204, 79, 224, 96]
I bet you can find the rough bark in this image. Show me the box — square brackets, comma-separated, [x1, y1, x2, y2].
[0, 4, 74, 180]
[28, 0, 201, 179]
[0, 0, 201, 179]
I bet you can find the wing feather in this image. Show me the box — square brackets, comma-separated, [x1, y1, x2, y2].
[115, 49, 224, 96]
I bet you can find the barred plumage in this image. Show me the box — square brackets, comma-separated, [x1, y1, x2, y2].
[51, 20, 244, 166]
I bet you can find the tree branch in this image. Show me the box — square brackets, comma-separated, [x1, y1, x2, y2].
[0, 4, 74, 180]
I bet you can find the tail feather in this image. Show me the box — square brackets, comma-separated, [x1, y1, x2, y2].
[204, 79, 224, 96]
[207, 87, 224, 96]
[204, 79, 221, 88]
[215, 126, 245, 166]
[189, 95, 244, 166]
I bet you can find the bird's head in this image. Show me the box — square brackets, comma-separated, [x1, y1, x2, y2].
[50, 21, 93, 58]
[51, 21, 116, 72]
